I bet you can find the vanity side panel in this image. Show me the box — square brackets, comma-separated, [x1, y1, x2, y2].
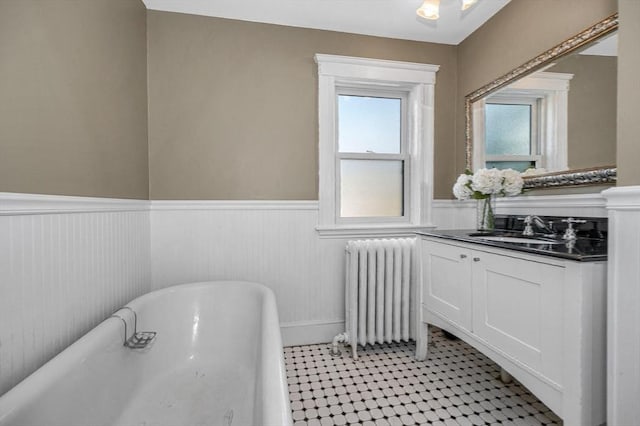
[562, 261, 607, 426]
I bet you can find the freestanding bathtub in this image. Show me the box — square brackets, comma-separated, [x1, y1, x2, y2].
[0, 281, 293, 426]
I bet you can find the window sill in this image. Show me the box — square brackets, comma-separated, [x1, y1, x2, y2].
[316, 224, 435, 239]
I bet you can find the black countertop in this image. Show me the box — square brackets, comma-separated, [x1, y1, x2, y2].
[416, 228, 607, 262]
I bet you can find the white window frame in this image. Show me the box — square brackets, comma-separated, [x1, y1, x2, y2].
[335, 88, 409, 224]
[315, 54, 439, 237]
[472, 71, 573, 173]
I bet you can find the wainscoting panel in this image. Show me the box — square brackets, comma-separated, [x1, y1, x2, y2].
[150, 195, 607, 347]
[432, 199, 476, 229]
[497, 193, 608, 217]
[0, 192, 610, 396]
[602, 186, 640, 425]
[150, 201, 348, 346]
[432, 194, 607, 231]
[0, 194, 150, 396]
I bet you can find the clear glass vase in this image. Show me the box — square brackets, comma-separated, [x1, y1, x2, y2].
[476, 196, 496, 231]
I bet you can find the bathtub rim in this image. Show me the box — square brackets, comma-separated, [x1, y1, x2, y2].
[0, 280, 292, 426]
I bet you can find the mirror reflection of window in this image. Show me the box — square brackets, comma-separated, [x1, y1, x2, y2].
[472, 71, 572, 173]
[485, 101, 539, 172]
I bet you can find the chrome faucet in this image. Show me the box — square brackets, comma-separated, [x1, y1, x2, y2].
[561, 217, 587, 241]
[519, 215, 557, 238]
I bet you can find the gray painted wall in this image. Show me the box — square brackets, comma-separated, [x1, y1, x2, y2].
[2, 0, 633, 199]
[147, 12, 458, 200]
[0, 0, 149, 199]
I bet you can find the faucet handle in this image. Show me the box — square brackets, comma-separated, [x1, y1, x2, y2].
[561, 217, 587, 225]
[517, 216, 534, 236]
[561, 218, 586, 241]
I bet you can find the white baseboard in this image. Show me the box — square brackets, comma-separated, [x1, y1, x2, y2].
[280, 320, 345, 347]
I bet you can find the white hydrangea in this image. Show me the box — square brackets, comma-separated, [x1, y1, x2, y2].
[471, 168, 503, 196]
[501, 168, 524, 196]
[452, 168, 524, 200]
[452, 174, 474, 200]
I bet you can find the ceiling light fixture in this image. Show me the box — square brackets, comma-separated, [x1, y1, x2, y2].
[416, 0, 440, 20]
[460, 0, 478, 11]
[416, 0, 480, 20]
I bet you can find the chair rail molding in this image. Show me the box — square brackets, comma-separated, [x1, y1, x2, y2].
[602, 185, 640, 426]
[150, 200, 318, 211]
[0, 192, 149, 215]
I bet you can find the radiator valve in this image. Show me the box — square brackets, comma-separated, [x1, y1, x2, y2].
[330, 333, 349, 357]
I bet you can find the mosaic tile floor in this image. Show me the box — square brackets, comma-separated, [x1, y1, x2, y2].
[284, 328, 562, 426]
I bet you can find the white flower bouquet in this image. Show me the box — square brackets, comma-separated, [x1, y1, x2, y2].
[453, 168, 524, 231]
[452, 168, 524, 201]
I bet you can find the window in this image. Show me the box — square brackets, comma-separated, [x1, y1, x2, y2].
[337, 91, 407, 219]
[472, 71, 573, 173]
[484, 96, 541, 172]
[315, 54, 439, 236]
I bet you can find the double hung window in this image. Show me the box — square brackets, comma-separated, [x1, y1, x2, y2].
[315, 54, 439, 236]
[336, 90, 408, 220]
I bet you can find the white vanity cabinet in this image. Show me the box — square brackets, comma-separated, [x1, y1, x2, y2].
[416, 236, 607, 426]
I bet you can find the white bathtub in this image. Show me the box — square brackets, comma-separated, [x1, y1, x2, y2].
[0, 281, 293, 426]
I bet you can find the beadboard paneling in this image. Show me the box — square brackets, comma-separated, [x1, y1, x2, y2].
[0, 192, 610, 395]
[496, 193, 608, 217]
[150, 195, 607, 346]
[0, 196, 150, 396]
[432, 199, 476, 229]
[432, 194, 607, 231]
[150, 201, 348, 346]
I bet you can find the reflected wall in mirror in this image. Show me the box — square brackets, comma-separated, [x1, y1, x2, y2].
[465, 14, 618, 189]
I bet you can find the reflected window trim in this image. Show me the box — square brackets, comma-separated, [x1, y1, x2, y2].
[472, 71, 573, 173]
[314, 54, 439, 236]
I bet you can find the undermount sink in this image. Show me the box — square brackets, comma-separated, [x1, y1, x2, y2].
[473, 235, 565, 245]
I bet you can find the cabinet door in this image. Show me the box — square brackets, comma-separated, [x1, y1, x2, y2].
[471, 251, 564, 385]
[421, 239, 472, 332]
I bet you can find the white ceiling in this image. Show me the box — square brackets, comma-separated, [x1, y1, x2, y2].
[142, 0, 511, 45]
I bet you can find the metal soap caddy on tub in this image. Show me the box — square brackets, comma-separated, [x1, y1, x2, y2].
[111, 306, 157, 349]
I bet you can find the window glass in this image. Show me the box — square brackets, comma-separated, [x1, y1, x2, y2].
[485, 103, 531, 155]
[338, 95, 401, 154]
[340, 160, 403, 218]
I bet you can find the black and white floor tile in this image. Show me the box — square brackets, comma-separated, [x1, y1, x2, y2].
[284, 328, 562, 426]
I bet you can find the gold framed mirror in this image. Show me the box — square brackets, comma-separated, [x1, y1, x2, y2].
[465, 14, 618, 190]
